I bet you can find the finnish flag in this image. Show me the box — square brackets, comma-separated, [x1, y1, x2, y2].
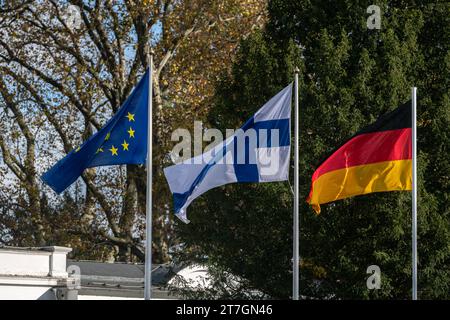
[164, 84, 293, 223]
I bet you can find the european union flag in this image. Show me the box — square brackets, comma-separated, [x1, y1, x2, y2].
[42, 70, 150, 193]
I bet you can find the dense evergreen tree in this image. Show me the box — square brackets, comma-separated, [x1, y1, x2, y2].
[173, 0, 449, 299]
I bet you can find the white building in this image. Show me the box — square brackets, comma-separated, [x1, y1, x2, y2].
[0, 245, 197, 300]
[0, 246, 73, 300]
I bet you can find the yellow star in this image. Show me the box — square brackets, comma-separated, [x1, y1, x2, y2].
[121, 140, 129, 151]
[96, 147, 104, 154]
[109, 145, 118, 156]
[74, 146, 81, 153]
[126, 112, 135, 122]
[127, 127, 135, 138]
[105, 132, 111, 141]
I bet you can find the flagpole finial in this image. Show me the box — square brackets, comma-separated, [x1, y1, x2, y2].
[145, 45, 154, 60]
[294, 67, 300, 74]
[146, 45, 154, 70]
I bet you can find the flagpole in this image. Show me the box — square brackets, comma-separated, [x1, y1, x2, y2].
[144, 48, 154, 300]
[411, 87, 417, 300]
[293, 67, 300, 300]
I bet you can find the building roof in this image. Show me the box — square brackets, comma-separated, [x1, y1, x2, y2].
[68, 260, 181, 299]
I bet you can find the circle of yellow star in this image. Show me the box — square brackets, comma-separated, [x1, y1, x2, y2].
[126, 112, 135, 122]
[121, 140, 129, 151]
[109, 145, 118, 156]
[127, 127, 135, 138]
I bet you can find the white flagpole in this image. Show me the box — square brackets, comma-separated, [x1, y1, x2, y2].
[411, 87, 418, 300]
[293, 67, 300, 300]
[144, 49, 153, 300]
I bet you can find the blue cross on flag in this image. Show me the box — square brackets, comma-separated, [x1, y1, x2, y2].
[164, 84, 293, 223]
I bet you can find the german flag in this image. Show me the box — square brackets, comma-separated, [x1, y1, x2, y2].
[307, 101, 412, 213]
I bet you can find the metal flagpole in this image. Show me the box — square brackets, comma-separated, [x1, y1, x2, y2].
[144, 48, 154, 300]
[411, 87, 418, 300]
[293, 67, 300, 300]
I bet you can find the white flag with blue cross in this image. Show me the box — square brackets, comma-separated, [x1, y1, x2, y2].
[164, 84, 293, 223]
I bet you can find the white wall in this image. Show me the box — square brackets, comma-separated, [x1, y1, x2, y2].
[0, 286, 56, 300]
[0, 246, 72, 300]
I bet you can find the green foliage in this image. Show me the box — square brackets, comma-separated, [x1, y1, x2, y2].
[174, 0, 449, 299]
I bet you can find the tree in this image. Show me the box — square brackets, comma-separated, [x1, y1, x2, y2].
[173, 0, 449, 299]
[0, 0, 267, 262]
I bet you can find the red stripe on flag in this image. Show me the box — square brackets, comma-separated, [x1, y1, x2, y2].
[312, 128, 411, 182]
